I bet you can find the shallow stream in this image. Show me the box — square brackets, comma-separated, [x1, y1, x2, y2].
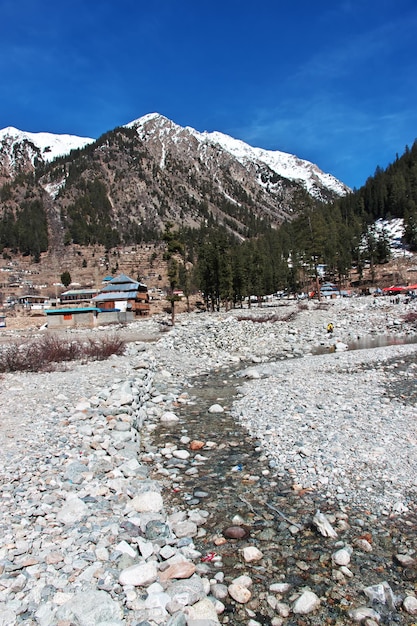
[151, 363, 417, 624]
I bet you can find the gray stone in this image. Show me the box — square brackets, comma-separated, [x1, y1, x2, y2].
[166, 575, 206, 606]
[403, 596, 417, 615]
[56, 590, 123, 625]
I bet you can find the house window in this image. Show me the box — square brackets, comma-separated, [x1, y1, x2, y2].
[63, 314, 72, 320]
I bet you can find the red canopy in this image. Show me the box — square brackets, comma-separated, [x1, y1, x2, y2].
[382, 285, 406, 292]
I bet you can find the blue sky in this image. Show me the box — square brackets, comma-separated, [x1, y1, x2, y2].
[1, 0, 416, 189]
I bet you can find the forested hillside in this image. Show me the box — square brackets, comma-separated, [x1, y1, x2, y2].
[0, 117, 347, 261]
[172, 139, 417, 308]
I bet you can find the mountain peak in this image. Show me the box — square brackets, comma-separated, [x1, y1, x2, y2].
[123, 114, 350, 199]
[124, 112, 171, 130]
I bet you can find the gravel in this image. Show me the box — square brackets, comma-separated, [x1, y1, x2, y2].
[1, 296, 417, 624]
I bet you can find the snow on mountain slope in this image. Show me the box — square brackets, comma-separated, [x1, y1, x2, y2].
[0, 126, 94, 163]
[193, 130, 349, 197]
[126, 113, 349, 198]
[1, 114, 349, 201]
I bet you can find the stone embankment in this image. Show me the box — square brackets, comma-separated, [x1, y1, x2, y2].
[0, 297, 417, 624]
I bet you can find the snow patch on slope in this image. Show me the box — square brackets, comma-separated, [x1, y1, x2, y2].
[0, 126, 94, 163]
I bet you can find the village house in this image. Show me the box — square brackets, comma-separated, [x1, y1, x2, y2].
[59, 288, 99, 305]
[44, 273, 150, 328]
[45, 307, 101, 329]
[92, 273, 150, 316]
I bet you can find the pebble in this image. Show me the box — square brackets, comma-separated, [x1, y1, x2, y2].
[228, 583, 252, 604]
[332, 546, 352, 566]
[292, 589, 321, 614]
[242, 546, 263, 562]
[403, 596, 417, 615]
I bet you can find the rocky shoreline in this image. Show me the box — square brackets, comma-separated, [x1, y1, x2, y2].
[1, 297, 417, 624]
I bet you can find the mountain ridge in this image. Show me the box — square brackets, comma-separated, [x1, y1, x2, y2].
[0, 113, 350, 256]
[125, 113, 349, 198]
[1, 114, 349, 198]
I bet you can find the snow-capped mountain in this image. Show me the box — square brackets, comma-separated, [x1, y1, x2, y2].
[126, 113, 350, 200]
[0, 114, 348, 201]
[0, 127, 94, 178]
[0, 113, 350, 250]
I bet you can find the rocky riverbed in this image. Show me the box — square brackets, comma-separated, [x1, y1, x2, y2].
[1, 297, 417, 625]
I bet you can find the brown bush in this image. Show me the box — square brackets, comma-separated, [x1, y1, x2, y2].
[0, 334, 126, 373]
[402, 311, 417, 324]
[83, 335, 125, 360]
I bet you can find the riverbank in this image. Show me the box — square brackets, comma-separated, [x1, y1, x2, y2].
[1, 297, 417, 624]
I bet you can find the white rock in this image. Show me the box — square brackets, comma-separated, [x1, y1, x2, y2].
[115, 540, 137, 558]
[313, 510, 338, 538]
[231, 574, 252, 588]
[171, 519, 198, 538]
[172, 449, 190, 460]
[354, 538, 372, 553]
[160, 411, 179, 422]
[208, 403, 224, 413]
[53, 592, 74, 606]
[211, 583, 228, 601]
[395, 553, 415, 567]
[144, 590, 170, 612]
[74, 399, 91, 411]
[242, 546, 263, 562]
[56, 590, 123, 624]
[137, 538, 155, 560]
[56, 494, 88, 524]
[119, 562, 158, 586]
[348, 606, 381, 622]
[130, 491, 163, 513]
[335, 341, 348, 351]
[340, 565, 354, 578]
[185, 597, 221, 623]
[292, 590, 320, 614]
[269, 583, 291, 594]
[403, 596, 417, 615]
[332, 548, 352, 566]
[276, 602, 290, 617]
[95, 546, 109, 561]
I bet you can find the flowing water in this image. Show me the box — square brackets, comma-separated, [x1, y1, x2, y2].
[151, 363, 417, 624]
[312, 333, 417, 355]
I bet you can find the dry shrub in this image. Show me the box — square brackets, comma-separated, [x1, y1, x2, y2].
[38, 335, 82, 362]
[402, 311, 417, 324]
[83, 335, 125, 360]
[0, 334, 126, 373]
[236, 314, 280, 323]
[236, 311, 298, 323]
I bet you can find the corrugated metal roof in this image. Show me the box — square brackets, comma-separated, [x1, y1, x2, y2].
[108, 273, 136, 284]
[104, 273, 147, 288]
[101, 282, 139, 293]
[61, 289, 98, 296]
[93, 291, 138, 301]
